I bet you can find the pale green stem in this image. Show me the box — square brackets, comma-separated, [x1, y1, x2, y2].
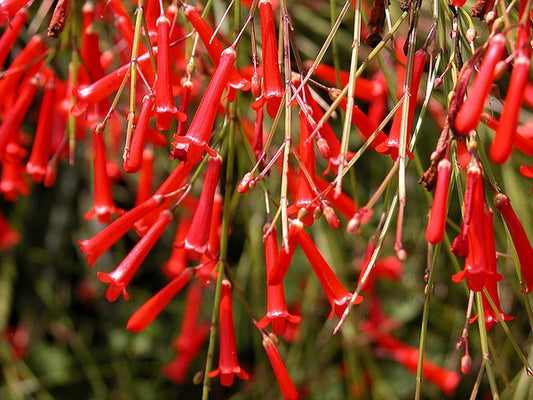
[475, 292, 500, 400]
[414, 242, 440, 400]
[279, 0, 292, 249]
[125, 0, 145, 161]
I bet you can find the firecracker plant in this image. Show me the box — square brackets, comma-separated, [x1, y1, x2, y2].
[1, 0, 533, 398]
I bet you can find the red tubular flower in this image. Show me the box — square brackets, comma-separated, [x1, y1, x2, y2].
[184, 155, 222, 259]
[296, 229, 361, 319]
[477, 279, 513, 330]
[78, 194, 166, 266]
[253, 0, 283, 118]
[425, 158, 451, 244]
[494, 193, 533, 293]
[208, 279, 250, 387]
[262, 335, 299, 400]
[80, 1, 105, 83]
[27, 79, 55, 182]
[452, 164, 503, 291]
[196, 193, 223, 285]
[1, 141, 29, 201]
[0, 35, 47, 115]
[307, 62, 381, 103]
[124, 95, 155, 173]
[0, 8, 27, 66]
[375, 48, 426, 160]
[127, 268, 194, 332]
[72, 52, 154, 116]
[257, 225, 301, 335]
[84, 130, 125, 223]
[336, 93, 388, 150]
[176, 78, 193, 138]
[0, 0, 30, 26]
[133, 161, 196, 234]
[288, 108, 319, 225]
[135, 148, 154, 206]
[454, 33, 506, 134]
[0, 74, 41, 161]
[173, 282, 204, 353]
[489, 13, 530, 163]
[374, 334, 460, 396]
[171, 48, 236, 164]
[0, 210, 20, 250]
[162, 216, 191, 280]
[268, 219, 303, 285]
[154, 15, 186, 130]
[97, 210, 173, 302]
[181, 4, 249, 92]
[162, 323, 209, 383]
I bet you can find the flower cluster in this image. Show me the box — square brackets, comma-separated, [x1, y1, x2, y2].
[1, 0, 533, 398]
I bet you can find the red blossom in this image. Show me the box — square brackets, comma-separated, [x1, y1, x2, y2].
[127, 268, 194, 333]
[257, 225, 301, 335]
[208, 280, 250, 387]
[84, 130, 125, 223]
[296, 229, 361, 319]
[97, 210, 173, 302]
[252, 0, 284, 118]
[184, 155, 222, 259]
[262, 335, 299, 400]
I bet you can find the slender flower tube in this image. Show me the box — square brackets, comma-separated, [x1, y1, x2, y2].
[307, 62, 381, 103]
[162, 216, 191, 280]
[208, 280, 250, 387]
[0, 8, 27, 66]
[127, 268, 194, 332]
[154, 15, 185, 130]
[27, 79, 56, 182]
[162, 323, 209, 383]
[0, 142, 29, 201]
[375, 48, 426, 160]
[196, 193, 223, 285]
[184, 155, 222, 259]
[454, 33, 506, 134]
[374, 334, 460, 396]
[288, 108, 319, 225]
[181, 4, 249, 92]
[268, 219, 303, 285]
[79, 194, 165, 266]
[262, 335, 299, 400]
[80, 1, 105, 83]
[425, 158, 451, 244]
[257, 225, 301, 335]
[452, 167, 503, 292]
[494, 193, 533, 293]
[0, 0, 30, 25]
[84, 130, 125, 223]
[72, 52, 154, 116]
[176, 78, 193, 138]
[133, 161, 195, 234]
[0, 35, 47, 113]
[171, 48, 236, 164]
[135, 149, 154, 206]
[296, 229, 361, 319]
[124, 95, 155, 173]
[336, 93, 388, 150]
[253, 0, 283, 118]
[0, 74, 41, 161]
[97, 210, 174, 302]
[174, 282, 204, 353]
[489, 17, 531, 163]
